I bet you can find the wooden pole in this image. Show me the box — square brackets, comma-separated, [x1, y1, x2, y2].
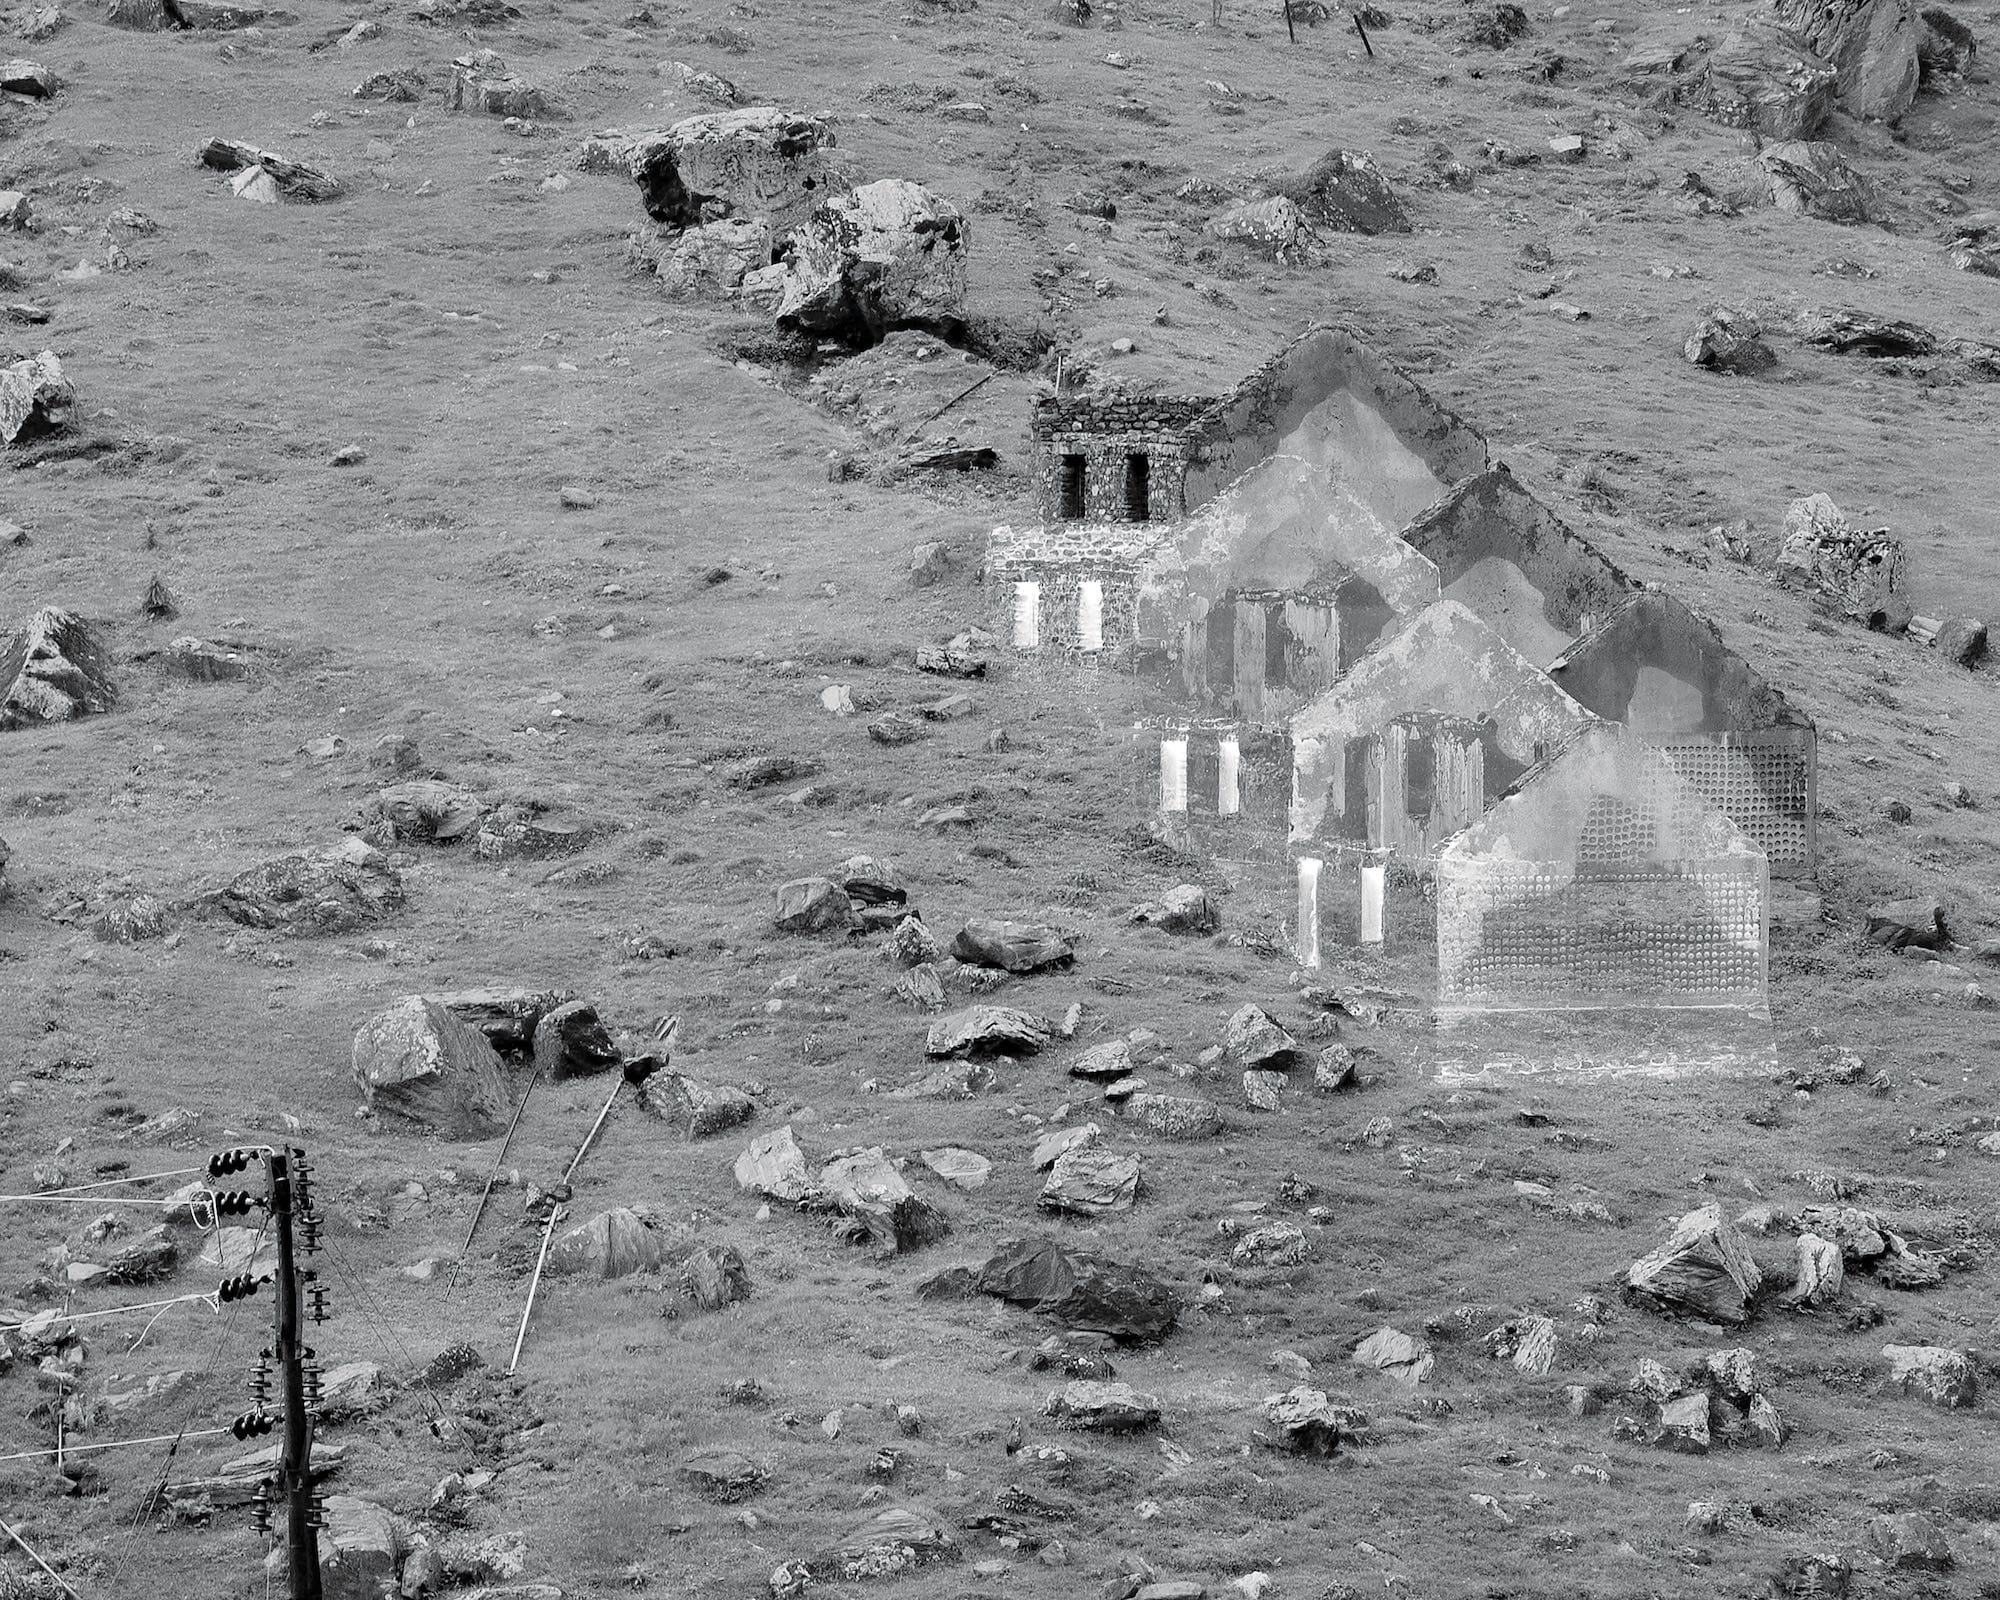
[268, 1151, 321, 1600]
[1353, 10, 1373, 53]
[1284, 0, 1296, 43]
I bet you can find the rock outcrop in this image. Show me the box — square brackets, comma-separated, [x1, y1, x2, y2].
[1777, 492, 1911, 631]
[211, 843, 405, 935]
[1759, 141, 1881, 221]
[977, 1236, 1177, 1341]
[775, 179, 968, 345]
[1774, 0, 1921, 121]
[0, 607, 115, 729]
[1677, 26, 1838, 139]
[631, 107, 840, 234]
[547, 1206, 662, 1278]
[1623, 1203, 1763, 1324]
[0, 351, 74, 442]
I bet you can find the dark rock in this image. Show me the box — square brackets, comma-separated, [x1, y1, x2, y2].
[1793, 308, 1934, 356]
[773, 876, 855, 933]
[682, 1243, 750, 1309]
[1759, 141, 1880, 222]
[1869, 1511, 1952, 1570]
[531, 1000, 621, 1080]
[1268, 148, 1410, 234]
[775, 179, 969, 347]
[1774, 0, 1920, 121]
[1933, 615, 1987, 667]
[1866, 904, 1949, 952]
[977, 1236, 1177, 1341]
[818, 1147, 950, 1256]
[0, 58, 58, 97]
[1677, 26, 1838, 139]
[1, 606, 112, 728]
[351, 996, 512, 1138]
[1622, 1203, 1764, 1324]
[429, 986, 572, 1054]
[835, 854, 905, 907]
[1684, 307, 1778, 374]
[211, 844, 405, 935]
[950, 918, 1074, 973]
[916, 1263, 980, 1300]
[925, 1005, 1055, 1057]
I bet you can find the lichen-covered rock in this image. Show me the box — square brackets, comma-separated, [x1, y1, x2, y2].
[683, 1242, 750, 1308]
[1773, 0, 1920, 121]
[1759, 140, 1881, 222]
[1776, 492, 1911, 631]
[1786, 1231, 1844, 1306]
[775, 178, 968, 346]
[925, 1005, 1055, 1058]
[1351, 1327, 1433, 1386]
[0, 350, 72, 442]
[735, 1125, 814, 1203]
[818, 1147, 949, 1256]
[1230, 1222, 1308, 1268]
[1869, 1511, 1953, 1571]
[1261, 1385, 1361, 1454]
[1, 606, 114, 729]
[1043, 1379, 1160, 1431]
[1203, 194, 1316, 262]
[1684, 306, 1778, 374]
[1622, 1203, 1763, 1324]
[547, 1206, 662, 1279]
[1655, 1391, 1712, 1452]
[773, 876, 854, 933]
[449, 52, 563, 118]
[1038, 1144, 1140, 1216]
[1128, 884, 1218, 934]
[642, 1072, 755, 1137]
[1125, 1093, 1224, 1140]
[1677, 26, 1838, 139]
[642, 215, 774, 296]
[1881, 1343, 1977, 1408]
[351, 996, 512, 1138]
[1270, 147, 1410, 233]
[1224, 1004, 1301, 1069]
[799, 1505, 956, 1585]
[367, 780, 487, 844]
[631, 107, 840, 234]
[1241, 1069, 1284, 1111]
[213, 843, 405, 935]
[950, 918, 1074, 974]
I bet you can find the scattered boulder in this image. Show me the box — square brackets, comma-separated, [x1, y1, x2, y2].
[818, 1148, 949, 1255]
[888, 1059, 993, 1100]
[1038, 1144, 1140, 1216]
[0, 351, 73, 443]
[885, 915, 945, 967]
[1032, 1122, 1100, 1170]
[1, 607, 114, 729]
[160, 637, 248, 682]
[1230, 1222, 1308, 1268]
[1224, 1004, 1301, 1069]
[1773, 0, 1920, 121]
[1866, 903, 1950, 952]
[366, 780, 487, 845]
[632, 107, 839, 234]
[531, 1000, 622, 1080]
[1125, 1094, 1224, 1140]
[1759, 141, 1881, 222]
[1776, 492, 1910, 630]
[775, 179, 969, 346]
[1931, 615, 1988, 667]
[353, 68, 428, 102]
[0, 57, 58, 96]
[1793, 306, 1935, 356]
[1313, 1046, 1360, 1093]
[735, 1125, 814, 1203]
[318, 1497, 400, 1600]
[1684, 306, 1778, 374]
[198, 139, 343, 201]
[920, 1147, 990, 1188]
[449, 52, 562, 118]
[976, 1236, 1177, 1341]
[1203, 195, 1316, 262]
[1797, 1203, 1948, 1286]
[925, 1005, 1055, 1058]
[641, 1072, 754, 1137]
[1127, 884, 1218, 934]
[790, 1505, 956, 1587]
[1786, 1232, 1845, 1306]
[1351, 1327, 1434, 1386]
[773, 876, 854, 933]
[1881, 1343, 1977, 1408]
[1655, 1391, 1713, 1452]
[1869, 1512, 1953, 1571]
[211, 843, 405, 934]
[950, 918, 1074, 974]
[104, 1225, 178, 1284]
[1677, 26, 1838, 138]
[682, 1448, 765, 1502]
[1268, 147, 1410, 234]
[1241, 1070, 1284, 1112]
[1622, 1203, 1764, 1324]
[351, 996, 512, 1139]
[683, 1242, 751, 1309]
[666, 58, 739, 105]
[1043, 1379, 1159, 1431]
[1261, 1386, 1359, 1455]
[547, 1206, 662, 1279]
[835, 855, 907, 920]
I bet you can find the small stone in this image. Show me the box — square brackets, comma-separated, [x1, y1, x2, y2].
[558, 485, 597, 509]
[329, 444, 366, 466]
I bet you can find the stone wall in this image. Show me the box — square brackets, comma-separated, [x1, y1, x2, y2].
[987, 522, 1175, 661]
[1134, 715, 1292, 864]
[1030, 394, 1217, 524]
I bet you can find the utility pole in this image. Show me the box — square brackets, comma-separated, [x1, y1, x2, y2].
[267, 1149, 323, 1600]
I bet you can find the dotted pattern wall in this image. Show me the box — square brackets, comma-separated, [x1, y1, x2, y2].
[1652, 731, 1815, 867]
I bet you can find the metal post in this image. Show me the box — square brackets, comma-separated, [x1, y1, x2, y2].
[267, 1151, 321, 1600]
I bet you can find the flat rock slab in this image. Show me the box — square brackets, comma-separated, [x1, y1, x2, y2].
[1043, 1379, 1160, 1431]
[1038, 1144, 1140, 1215]
[926, 1005, 1055, 1058]
[920, 1146, 991, 1188]
[950, 918, 1075, 973]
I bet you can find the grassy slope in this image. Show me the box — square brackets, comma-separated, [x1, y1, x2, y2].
[0, 0, 1997, 1598]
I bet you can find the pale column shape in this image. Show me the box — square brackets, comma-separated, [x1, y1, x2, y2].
[1217, 732, 1241, 816]
[1076, 579, 1104, 652]
[1360, 863, 1385, 945]
[1160, 738, 1189, 813]
[1012, 580, 1041, 649]
[1297, 856, 1322, 969]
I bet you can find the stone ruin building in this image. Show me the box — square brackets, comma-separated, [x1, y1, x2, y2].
[1549, 590, 1819, 869]
[1435, 726, 1770, 1018]
[1288, 600, 1599, 864]
[1133, 715, 1293, 868]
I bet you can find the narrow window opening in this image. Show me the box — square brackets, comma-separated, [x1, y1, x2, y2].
[1123, 452, 1150, 522]
[1404, 734, 1435, 821]
[1059, 454, 1086, 520]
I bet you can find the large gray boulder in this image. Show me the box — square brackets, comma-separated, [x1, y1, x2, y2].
[1759, 140, 1881, 221]
[1269, 147, 1410, 234]
[1038, 1144, 1140, 1216]
[775, 179, 968, 345]
[1774, 0, 1920, 120]
[976, 1235, 1177, 1340]
[547, 1206, 662, 1279]
[632, 107, 839, 234]
[645, 216, 773, 296]
[818, 1147, 949, 1256]
[212, 842, 405, 935]
[774, 876, 854, 933]
[1677, 26, 1838, 139]
[1, 607, 114, 729]
[925, 1005, 1055, 1058]
[950, 918, 1074, 974]
[0, 350, 74, 443]
[1622, 1203, 1763, 1324]
[1043, 1379, 1160, 1431]
[351, 996, 513, 1138]
[1881, 1343, 1977, 1408]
